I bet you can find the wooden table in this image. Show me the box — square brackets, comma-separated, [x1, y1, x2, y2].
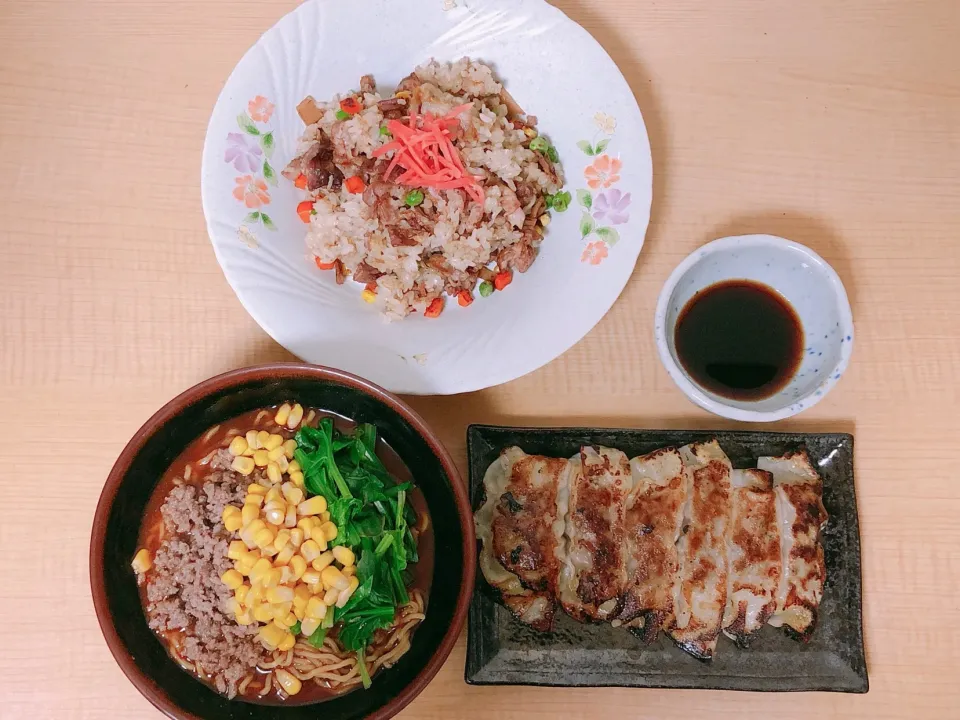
[4, 0, 959, 717]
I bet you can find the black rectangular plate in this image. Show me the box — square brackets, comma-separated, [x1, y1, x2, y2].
[465, 425, 867, 693]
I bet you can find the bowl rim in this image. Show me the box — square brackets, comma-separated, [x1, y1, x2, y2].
[89, 362, 476, 720]
[653, 234, 855, 422]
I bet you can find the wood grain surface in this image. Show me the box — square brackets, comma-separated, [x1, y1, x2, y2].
[2, 0, 959, 718]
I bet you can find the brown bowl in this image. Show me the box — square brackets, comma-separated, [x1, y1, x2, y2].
[90, 363, 475, 720]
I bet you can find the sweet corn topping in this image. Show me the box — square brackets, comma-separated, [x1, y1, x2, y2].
[287, 404, 304, 429]
[300, 616, 322, 637]
[131, 548, 152, 574]
[321, 565, 349, 592]
[332, 545, 355, 567]
[231, 456, 255, 476]
[274, 545, 295, 566]
[312, 551, 335, 572]
[254, 528, 276, 550]
[267, 586, 294, 604]
[323, 587, 339, 606]
[240, 502, 259, 527]
[221, 569, 244, 590]
[284, 504, 298, 529]
[266, 461, 282, 484]
[300, 539, 322, 563]
[227, 540, 247, 560]
[222, 505, 242, 532]
[281, 482, 304, 505]
[274, 403, 292, 426]
[277, 633, 297, 654]
[289, 528, 304, 548]
[228, 435, 249, 456]
[305, 595, 328, 620]
[208, 410, 365, 659]
[312, 532, 328, 552]
[264, 506, 285, 526]
[297, 496, 327, 517]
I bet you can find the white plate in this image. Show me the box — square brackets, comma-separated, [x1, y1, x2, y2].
[201, 0, 652, 395]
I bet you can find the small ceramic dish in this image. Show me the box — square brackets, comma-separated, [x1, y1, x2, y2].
[654, 234, 854, 422]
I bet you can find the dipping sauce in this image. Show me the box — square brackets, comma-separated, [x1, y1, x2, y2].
[674, 279, 803, 401]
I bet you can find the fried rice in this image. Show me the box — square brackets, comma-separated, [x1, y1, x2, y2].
[283, 58, 565, 321]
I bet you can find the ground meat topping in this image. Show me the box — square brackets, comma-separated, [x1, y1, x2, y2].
[145, 472, 266, 698]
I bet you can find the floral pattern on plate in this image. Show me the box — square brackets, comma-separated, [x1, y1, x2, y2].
[576, 112, 630, 263]
[228, 96, 279, 242]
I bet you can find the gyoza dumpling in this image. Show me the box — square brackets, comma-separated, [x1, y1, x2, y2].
[474, 447, 570, 631]
[758, 450, 828, 639]
[667, 439, 732, 659]
[558, 446, 631, 622]
[722, 468, 781, 645]
[616, 447, 688, 641]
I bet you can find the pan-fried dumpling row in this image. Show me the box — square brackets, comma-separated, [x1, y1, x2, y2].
[474, 442, 828, 659]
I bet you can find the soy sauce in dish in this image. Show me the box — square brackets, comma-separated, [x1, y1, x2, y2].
[674, 279, 803, 401]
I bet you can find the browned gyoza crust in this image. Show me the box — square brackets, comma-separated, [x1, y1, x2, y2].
[667, 440, 732, 660]
[722, 468, 781, 645]
[558, 447, 630, 622]
[491, 454, 568, 595]
[475, 447, 569, 631]
[617, 447, 688, 641]
[759, 450, 828, 640]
